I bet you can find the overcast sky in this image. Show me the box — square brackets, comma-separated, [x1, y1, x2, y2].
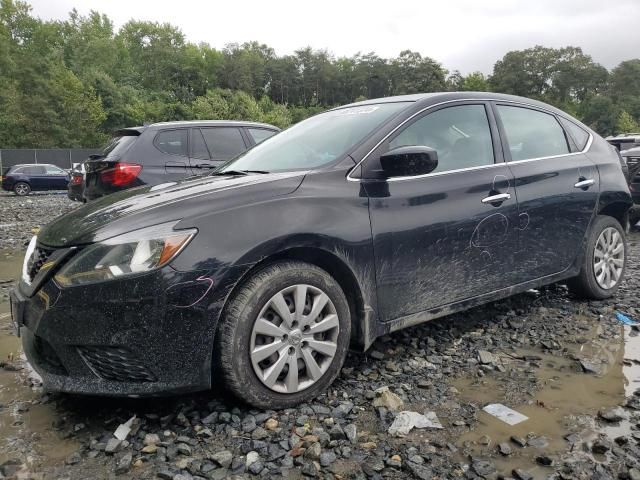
[28, 0, 640, 74]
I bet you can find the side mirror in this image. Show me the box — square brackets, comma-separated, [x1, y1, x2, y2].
[379, 146, 439, 178]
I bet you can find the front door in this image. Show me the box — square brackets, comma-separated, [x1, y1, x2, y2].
[362, 102, 521, 322]
[493, 103, 599, 282]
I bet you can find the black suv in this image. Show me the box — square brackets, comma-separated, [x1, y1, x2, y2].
[83, 121, 279, 200]
[11, 93, 632, 408]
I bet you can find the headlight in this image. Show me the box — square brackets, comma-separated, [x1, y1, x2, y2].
[54, 222, 197, 287]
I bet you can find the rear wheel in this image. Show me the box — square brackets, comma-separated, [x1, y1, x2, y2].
[13, 182, 30, 196]
[568, 215, 626, 299]
[215, 261, 350, 409]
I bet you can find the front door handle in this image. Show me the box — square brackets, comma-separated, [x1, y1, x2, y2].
[574, 178, 594, 189]
[481, 192, 511, 204]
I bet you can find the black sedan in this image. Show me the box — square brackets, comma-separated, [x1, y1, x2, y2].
[2, 164, 70, 196]
[10, 92, 632, 408]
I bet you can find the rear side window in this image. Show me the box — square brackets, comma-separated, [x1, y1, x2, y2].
[8, 166, 24, 174]
[497, 105, 570, 161]
[201, 128, 246, 161]
[155, 129, 188, 156]
[388, 104, 495, 173]
[559, 117, 590, 152]
[248, 128, 277, 144]
[24, 166, 46, 175]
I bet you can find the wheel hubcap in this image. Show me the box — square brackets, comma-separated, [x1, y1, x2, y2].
[16, 184, 27, 195]
[593, 226, 624, 290]
[249, 284, 339, 394]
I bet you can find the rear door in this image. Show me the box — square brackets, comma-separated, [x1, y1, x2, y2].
[43, 165, 69, 189]
[493, 103, 599, 281]
[153, 128, 192, 181]
[190, 127, 248, 171]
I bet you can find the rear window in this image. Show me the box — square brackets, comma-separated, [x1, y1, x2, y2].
[248, 128, 277, 144]
[103, 133, 139, 159]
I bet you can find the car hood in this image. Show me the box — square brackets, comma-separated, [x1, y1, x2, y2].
[38, 172, 305, 247]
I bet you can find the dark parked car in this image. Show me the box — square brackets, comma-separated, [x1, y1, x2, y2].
[67, 160, 87, 202]
[83, 121, 279, 201]
[10, 93, 632, 408]
[606, 134, 640, 225]
[1, 164, 70, 196]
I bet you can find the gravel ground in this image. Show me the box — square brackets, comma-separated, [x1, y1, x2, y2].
[0, 192, 80, 250]
[1, 194, 640, 480]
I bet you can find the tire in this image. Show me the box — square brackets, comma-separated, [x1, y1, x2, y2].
[567, 215, 627, 299]
[13, 182, 31, 196]
[215, 260, 351, 409]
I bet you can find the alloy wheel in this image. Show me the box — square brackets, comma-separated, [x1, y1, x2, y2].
[14, 183, 29, 196]
[593, 226, 624, 290]
[249, 284, 340, 394]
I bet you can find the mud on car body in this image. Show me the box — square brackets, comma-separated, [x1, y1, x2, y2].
[10, 92, 632, 408]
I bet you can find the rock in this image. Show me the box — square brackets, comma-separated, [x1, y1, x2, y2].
[372, 386, 404, 410]
[388, 411, 443, 436]
[156, 470, 174, 480]
[628, 468, 640, 480]
[141, 445, 157, 454]
[328, 424, 346, 441]
[176, 443, 192, 456]
[144, 433, 160, 446]
[251, 427, 268, 440]
[248, 461, 263, 475]
[241, 416, 257, 433]
[498, 443, 512, 455]
[304, 442, 321, 460]
[579, 359, 601, 374]
[246, 451, 260, 467]
[535, 455, 553, 466]
[115, 452, 132, 474]
[591, 439, 610, 454]
[301, 461, 318, 477]
[472, 460, 496, 477]
[344, 424, 357, 444]
[386, 455, 402, 468]
[512, 468, 534, 480]
[406, 461, 433, 480]
[210, 450, 233, 468]
[598, 407, 626, 422]
[478, 350, 495, 364]
[319, 451, 336, 467]
[265, 418, 279, 430]
[105, 438, 122, 454]
[369, 350, 385, 360]
[527, 436, 548, 448]
[510, 435, 527, 447]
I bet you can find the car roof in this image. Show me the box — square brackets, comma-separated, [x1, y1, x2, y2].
[335, 92, 575, 118]
[9, 163, 62, 168]
[146, 120, 279, 130]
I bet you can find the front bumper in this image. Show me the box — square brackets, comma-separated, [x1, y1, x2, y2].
[12, 263, 231, 396]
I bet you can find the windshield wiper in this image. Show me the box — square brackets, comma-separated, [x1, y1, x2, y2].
[210, 169, 270, 176]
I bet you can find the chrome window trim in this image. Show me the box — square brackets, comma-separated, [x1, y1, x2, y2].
[347, 98, 594, 183]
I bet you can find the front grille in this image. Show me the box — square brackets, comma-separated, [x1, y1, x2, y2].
[27, 246, 54, 281]
[33, 335, 68, 375]
[77, 346, 157, 383]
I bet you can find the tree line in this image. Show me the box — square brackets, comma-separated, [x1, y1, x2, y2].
[1, 0, 639, 148]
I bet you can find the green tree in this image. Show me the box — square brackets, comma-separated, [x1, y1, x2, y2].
[616, 111, 639, 134]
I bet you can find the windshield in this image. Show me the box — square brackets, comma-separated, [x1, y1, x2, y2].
[219, 102, 409, 173]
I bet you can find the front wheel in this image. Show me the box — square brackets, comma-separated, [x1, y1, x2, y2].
[215, 261, 351, 409]
[568, 215, 627, 299]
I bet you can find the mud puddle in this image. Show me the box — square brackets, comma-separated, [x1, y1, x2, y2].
[0, 251, 79, 467]
[453, 322, 639, 479]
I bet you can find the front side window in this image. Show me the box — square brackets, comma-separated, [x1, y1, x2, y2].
[219, 102, 409, 173]
[388, 104, 495, 174]
[191, 129, 210, 159]
[497, 106, 570, 161]
[155, 129, 188, 157]
[201, 128, 246, 161]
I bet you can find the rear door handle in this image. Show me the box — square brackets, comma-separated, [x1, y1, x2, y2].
[481, 192, 511, 204]
[574, 178, 594, 189]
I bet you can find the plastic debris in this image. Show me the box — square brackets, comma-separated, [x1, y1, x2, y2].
[615, 311, 638, 326]
[482, 403, 528, 426]
[114, 415, 136, 441]
[388, 411, 443, 436]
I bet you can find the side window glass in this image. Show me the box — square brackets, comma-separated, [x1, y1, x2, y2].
[45, 165, 64, 175]
[27, 166, 46, 175]
[201, 128, 246, 161]
[497, 106, 570, 161]
[155, 129, 188, 156]
[248, 128, 277, 144]
[191, 129, 210, 159]
[558, 117, 590, 152]
[388, 104, 495, 174]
